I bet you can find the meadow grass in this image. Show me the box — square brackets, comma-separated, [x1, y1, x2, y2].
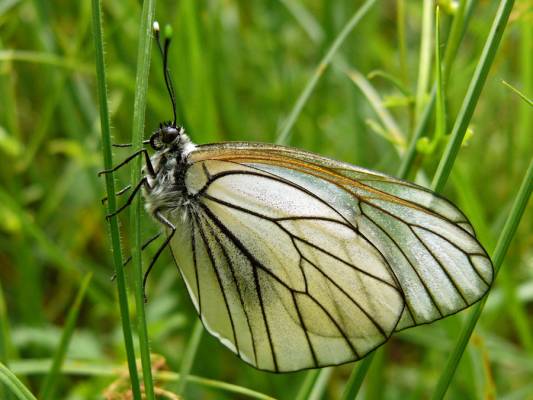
[0, 1, 531, 399]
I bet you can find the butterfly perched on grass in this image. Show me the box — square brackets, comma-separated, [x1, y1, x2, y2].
[100, 22, 493, 373]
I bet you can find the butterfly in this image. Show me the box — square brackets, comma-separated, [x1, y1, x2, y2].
[99, 23, 493, 373]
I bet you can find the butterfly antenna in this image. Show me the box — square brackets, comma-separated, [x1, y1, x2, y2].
[153, 22, 178, 126]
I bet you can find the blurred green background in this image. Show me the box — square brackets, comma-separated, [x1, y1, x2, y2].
[0, 0, 531, 399]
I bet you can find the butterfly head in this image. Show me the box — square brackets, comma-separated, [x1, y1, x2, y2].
[149, 122, 186, 151]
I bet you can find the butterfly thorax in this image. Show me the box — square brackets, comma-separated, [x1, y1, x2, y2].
[142, 125, 196, 221]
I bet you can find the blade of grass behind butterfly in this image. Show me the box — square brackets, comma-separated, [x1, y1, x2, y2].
[414, 0, 433, 123]
[431, 159, 532, 399]
[0, 281, 15, 400]
[90, 1, 142, 399]
[129, 0, 156, 399]
[10, 359, 277, 400]
[0, 35, 20, 400]
[517, 10, 532, 166]
[275, 0, 377, 146]
[175, 318, 203, 396]
[431, 0, 515, 193]
[398, 0, 476, 179]
[0, 363, 36, 400]
[38, 273, 92, 400]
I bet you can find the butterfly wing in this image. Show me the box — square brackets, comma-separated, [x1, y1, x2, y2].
[168, 142, 493, 372]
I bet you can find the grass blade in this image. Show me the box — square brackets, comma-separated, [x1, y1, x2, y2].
[432, 159, 532, 399]
[431, 0, 515, 192]
[345, 68, 405, 150]
[295, 370, 320, 400]
[0, 363, 36, 400]
[398, 0, 475, 179]
[176, 319, 203, 396]
[128, 1, 156, 399]
[276, 0, 377, 145]
[10, 359, 276, 400]
[340, 353, 375, 400]
[90, 0, 141, 398]
[38, 273, 92, 400]
[414, 0, 433, 121]
[0, 281, 15, 400]
[307, 368, 333, 400]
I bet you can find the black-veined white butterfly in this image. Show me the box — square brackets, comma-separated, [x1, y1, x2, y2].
[100, 23, 493, 373]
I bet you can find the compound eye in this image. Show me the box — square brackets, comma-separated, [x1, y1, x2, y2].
[162, 127, 179, 144]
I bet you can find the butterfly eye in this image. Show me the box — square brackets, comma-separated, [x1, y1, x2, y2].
[161, 126, 180, 144]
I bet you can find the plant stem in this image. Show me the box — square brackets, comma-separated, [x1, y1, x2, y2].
[276, 0, 377, 145]
[432, 0, 515, 192]
[431, 159, 532, 399]
[90, 0, 141, 398]
[129, 1, 156, 399]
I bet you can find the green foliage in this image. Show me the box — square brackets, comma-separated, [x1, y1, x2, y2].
[0, 1, 531, 399]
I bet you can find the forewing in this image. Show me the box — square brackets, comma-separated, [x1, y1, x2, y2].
[171, 158, 404, 372]
[190, 142, 494, 331]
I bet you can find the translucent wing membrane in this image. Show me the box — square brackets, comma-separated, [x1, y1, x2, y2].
[169, 142, 493, 372]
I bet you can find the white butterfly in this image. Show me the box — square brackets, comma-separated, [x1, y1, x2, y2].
[100, 23, 493, 373]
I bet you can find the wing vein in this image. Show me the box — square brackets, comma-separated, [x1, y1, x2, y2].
[358, 207, 443, 318]
[200, 212, 259, 365]
[194, 213, 240, 357]
[199, 202, 279, 371]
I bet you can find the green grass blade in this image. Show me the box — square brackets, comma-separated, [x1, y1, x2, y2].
[0, 281, 14, 400]
[0, 363, 36, 400]
[295, 370, 320, 400]
[340, 352, 375, 400]
[10, 359, 276, 400]
[397, 0, 408, 85]
[432, 159, 533, 399]
[129, 1, 156, 399]
[176, 319, 203, 396]
[502, 80, 533, 106]
[307, 368, 333, 400]
[90, 0, 141, 398]
[517, 10, 532, 161]
[398, 0, 475, 179]
[434, 7, 446, 147]
[416, 6, 446, 156]
[276, 0, 377, 145]
[345, 68, 405, 150]
[414, 0, 433, 121]
[431, 0, 515, 193]
[38, 273, 92, 400]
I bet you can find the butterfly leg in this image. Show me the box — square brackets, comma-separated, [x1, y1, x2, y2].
[106, 177, 151, 220]
[112, 143, 133, 148]
[101, 184, 132, 204]
[111, 140, 150, 148]
[110, 232, 162, 281]
[98, 148, 156, 177]
[142, 210, 176, 301]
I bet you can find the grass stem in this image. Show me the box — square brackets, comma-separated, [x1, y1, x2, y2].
[129, 1, 156, 399]
[90, 0, 142, 398]
[431, 159, 532, 399]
